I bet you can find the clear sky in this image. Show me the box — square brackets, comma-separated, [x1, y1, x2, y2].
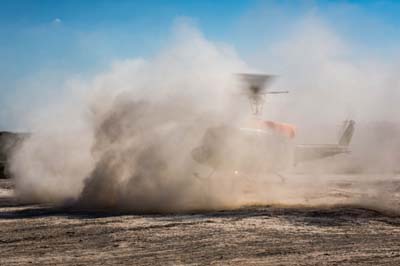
[1, 0, 400, 130]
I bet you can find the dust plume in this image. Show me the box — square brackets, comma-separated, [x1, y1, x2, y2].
[10, 23, 255, 211]
[9, 17, 400, 213]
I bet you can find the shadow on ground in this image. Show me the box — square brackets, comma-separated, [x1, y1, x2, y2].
[2, 196, 400, 228]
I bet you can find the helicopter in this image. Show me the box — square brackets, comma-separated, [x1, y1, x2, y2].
[191, 73, 355, 179]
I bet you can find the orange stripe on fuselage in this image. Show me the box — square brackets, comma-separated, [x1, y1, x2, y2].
[246, 119, 296, 139]
[264, 120, 296, 139]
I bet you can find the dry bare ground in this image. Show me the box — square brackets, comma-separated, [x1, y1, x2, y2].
[1, 178, 400, 266]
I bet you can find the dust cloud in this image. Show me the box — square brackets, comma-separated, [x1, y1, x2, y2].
[9, 19, 400, 213]
[10, 23, 254, 211]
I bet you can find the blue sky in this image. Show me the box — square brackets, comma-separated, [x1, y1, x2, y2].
[1, 0, 400, 130]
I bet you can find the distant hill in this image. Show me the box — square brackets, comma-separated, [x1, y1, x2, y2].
[0, 132, 28, 179]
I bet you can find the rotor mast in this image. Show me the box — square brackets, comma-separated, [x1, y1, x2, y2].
[237, 73, 288, 116]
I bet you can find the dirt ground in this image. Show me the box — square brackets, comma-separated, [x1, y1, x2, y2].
[1, 178, 400, 266]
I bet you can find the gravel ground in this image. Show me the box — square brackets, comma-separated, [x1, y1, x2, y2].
[1, 178, 400, 265]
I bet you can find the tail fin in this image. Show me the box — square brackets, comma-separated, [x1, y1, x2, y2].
[338, 120, 355, 146]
